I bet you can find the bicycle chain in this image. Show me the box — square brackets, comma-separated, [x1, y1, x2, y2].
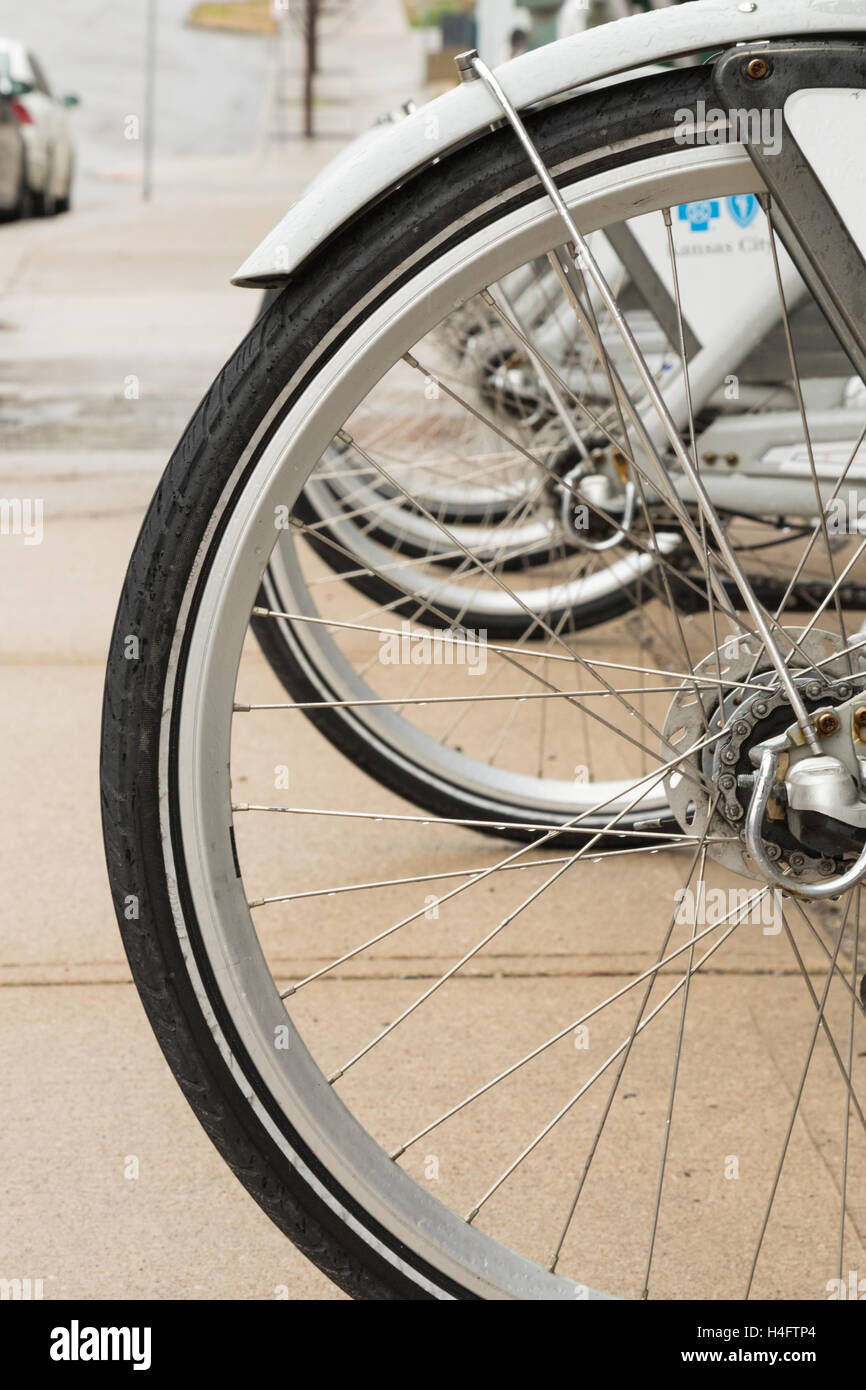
[680, 574, 866, 613]
[712, 679, 865, 879]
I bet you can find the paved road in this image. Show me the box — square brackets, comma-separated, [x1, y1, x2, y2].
[0, 0, 273, 207]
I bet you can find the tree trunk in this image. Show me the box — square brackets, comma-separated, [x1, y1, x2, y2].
[303, 0, 318, 138]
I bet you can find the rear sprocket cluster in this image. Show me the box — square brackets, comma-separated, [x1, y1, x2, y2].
[663, 628, 866, 882]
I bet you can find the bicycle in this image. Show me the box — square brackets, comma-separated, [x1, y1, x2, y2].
[102, 0, 866, 1299]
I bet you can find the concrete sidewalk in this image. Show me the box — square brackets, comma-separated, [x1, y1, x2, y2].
[0, 0, 420, 1300]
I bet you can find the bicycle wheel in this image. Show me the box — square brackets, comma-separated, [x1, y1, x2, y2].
[274, 193, 859, 639]
[102, 59, 866, 1299]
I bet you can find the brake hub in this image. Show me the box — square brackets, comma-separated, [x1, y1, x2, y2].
[663, 628, 866, 882]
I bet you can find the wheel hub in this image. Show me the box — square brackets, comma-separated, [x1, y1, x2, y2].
[663, 628, 866, 881]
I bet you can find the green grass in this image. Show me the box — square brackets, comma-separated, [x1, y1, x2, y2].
[187, 2, 277, 37]
[403, 0, 472, 29]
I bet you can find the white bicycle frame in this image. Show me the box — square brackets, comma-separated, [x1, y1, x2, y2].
[489, 220, 866, 523]
[234, 0, 866, 525]
[234, 0, 866, 286]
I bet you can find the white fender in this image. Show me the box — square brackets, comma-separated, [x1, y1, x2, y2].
[232, 0, 866, 287]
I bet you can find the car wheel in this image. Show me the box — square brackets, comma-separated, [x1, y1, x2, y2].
[33, 164, 55, 217]
[55, 164, 72, 215]
[8, 156, 33, 220]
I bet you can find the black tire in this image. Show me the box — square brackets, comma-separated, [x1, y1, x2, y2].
[102, 64, 717, 1299]
[282, 485, 643, 634]
[7, 153, 31, 220]
[263, 303, 643, 634]
[251, 554, 676, 851]
[32, 159, 54, 217]
[55, 159, 73, 214]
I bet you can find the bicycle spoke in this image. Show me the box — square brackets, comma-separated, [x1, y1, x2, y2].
[324, 762, 696, 1081]
[640, 836, 707, 1299]
[839, 894, 861, 1281]
[393, 883, 766, 1163]
[761, 193, 851, 663]
[743, 892, 854, 1298]
[464, 893, 758, 1227]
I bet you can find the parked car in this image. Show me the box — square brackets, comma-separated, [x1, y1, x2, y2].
[0, 38, 77, 216]
[0, 87, 24, 219]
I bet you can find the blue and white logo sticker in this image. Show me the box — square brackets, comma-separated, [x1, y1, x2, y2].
[678, 200, 720, 232]
[725, 194, 759, 228]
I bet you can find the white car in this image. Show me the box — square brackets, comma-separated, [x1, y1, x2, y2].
[0, 38, 76, 216]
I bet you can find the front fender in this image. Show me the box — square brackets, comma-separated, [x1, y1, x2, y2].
[232, 0, 866, 288]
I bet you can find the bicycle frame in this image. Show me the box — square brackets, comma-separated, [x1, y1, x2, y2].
[235, 2, 866, 531]
[505, 205, 866, 524]
[232, 0, 866, 287]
